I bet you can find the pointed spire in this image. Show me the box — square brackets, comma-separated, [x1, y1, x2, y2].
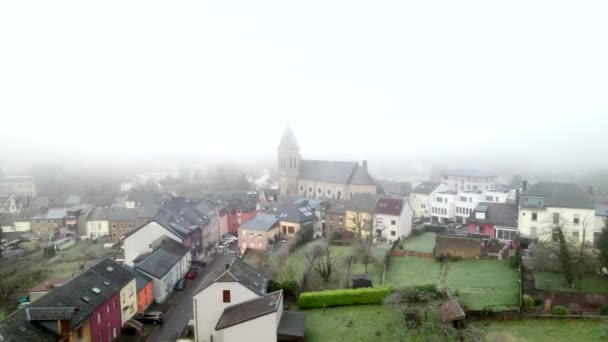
[279, 123, 299, 149]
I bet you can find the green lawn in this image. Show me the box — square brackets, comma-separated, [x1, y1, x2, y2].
[386, 257, 519, 311]
[446, 260, 520, 311]
[385, 256, 441, 287]
[473, 319, 608, 341]
[303, 305, 405, 342]
[400, 233, 436, 253]
[535, 271, 608, 293]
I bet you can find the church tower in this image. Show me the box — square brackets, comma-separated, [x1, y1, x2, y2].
[278, 125, 301, 196]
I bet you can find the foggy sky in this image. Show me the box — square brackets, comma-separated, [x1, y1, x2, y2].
[1, 1, 607, 172]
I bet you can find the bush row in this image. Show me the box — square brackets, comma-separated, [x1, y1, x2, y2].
[299, 286, 393, 309]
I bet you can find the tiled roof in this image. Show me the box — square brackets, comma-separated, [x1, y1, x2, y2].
[376, 197, 403, 216]
[411, 181, 441, 195]
[0, 309, 58, 342]
[439, 300, 465, 322]
[26, 307, 75, 321]
[135, 249, 181, 279]
[271, 201, 316, 224]
[86, 207, 108, 221]
[522, 182, 595, 209]
[31, 208, 67, 220]
[240, 213, 278, 231]
[343, 193, 382, 212]
[467, 203, 518, 227]
[195, 258, 268, 296]
[299, 160, 375, 186]
[122, 265, 153, 292]
[215, 290, 282, 330]
[277, 311, 306, 338]
[107, 207, 138, 221]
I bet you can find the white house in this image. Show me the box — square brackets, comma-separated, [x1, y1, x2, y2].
[409, 182, 447, 219]
[594, 204, 608, 245]
[123, 220, 186, 266]
[192, 259, 305, 342]
[441, 169, 497, 192]
[518, 182, 596, 244]
[430, 190, 457, 224]
[375, 197, 413, 243]
[133, 237, 190, 303]
[85, 207, 109, 238]
[454, 190, 483, 223]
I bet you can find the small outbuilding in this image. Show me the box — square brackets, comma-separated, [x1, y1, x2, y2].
[438, 300, 466, 329]
[351, 274, 373, 289]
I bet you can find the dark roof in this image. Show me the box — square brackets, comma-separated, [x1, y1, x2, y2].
[596, 204, 608, 217]
[277, 311, 306, 338]
[136, 203, 159, 218]
[443, 169, 495, 178]
[521, 182, 595, 209]
[28, 258, 128, 329]
[26, 307, 75, 321]
[154, 236, 189, 258]
[0, 309, 58, 342]
[267, 200, 316, 224]
[376, 197, 403, 216]
[379, 180, 411, 196]
[124, 214, 190, 241]
[412, 181, 441, 195]
[88, 258, 135, 288]
[107, 207, 138, 221]
[439, 300, 466, 322]
[196, 258, 268, 296]
[326, 200, 347, 215]
[343, 193, 382, 212]
[122, 265, 153, 292]
[240, 213, 278, 231]
[86, 207, 108, 221]
[468, 203, 518, 227]
[135, 249, 181, 279]
[215, 290, 282, 330]
[299, 160, 375, 185]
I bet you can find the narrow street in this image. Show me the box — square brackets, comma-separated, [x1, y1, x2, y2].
[149, 252, 235, 342]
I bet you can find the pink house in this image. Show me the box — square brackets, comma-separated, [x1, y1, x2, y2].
[467, 202, 519, 247]
[227, 198, 257, 235]
[238, 213, 279, 255]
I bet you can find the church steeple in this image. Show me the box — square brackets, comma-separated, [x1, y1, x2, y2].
[278, 124, 301, 196]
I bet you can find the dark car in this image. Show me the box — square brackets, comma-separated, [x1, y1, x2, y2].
[191, 260, 207, 268]
[174, 278, 186, 291]
[135, 311, 164, 325]
[185, 269, 198, 279]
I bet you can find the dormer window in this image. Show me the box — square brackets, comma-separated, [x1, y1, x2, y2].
[223, 290, 231, 303]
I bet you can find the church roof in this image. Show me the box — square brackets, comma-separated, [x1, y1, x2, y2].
[279, 125, 299, 150]
[299, 160, 375, 186]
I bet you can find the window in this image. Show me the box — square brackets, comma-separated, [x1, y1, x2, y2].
[421, 204, 425, 209]
[339, 217, 343, 224]
[97, 312, 101, 324]
[573, 214, 580, 225]
[391, 231, 396, 236]
[531, 213, 537, 221]
[477, 226, 484, 234]
[485, 196, 493, 201]
[99, 332, 103, 342]
[107, 305, 110, 315]
[223, 290, 231, 303]
[308, 187, 313, 192]
[553, 213, 560, 224]
[436, 197, 443, 203]
[572, 231, 580, 242]
[460, 196, 467, 202]
[300, 186, 304, 191]
[288, 226, 295, 234]
[391, 220, 396, 225]
[552, 229, 559, 242]
[77, 327, 83, 338]
[327, 189, 332, 195]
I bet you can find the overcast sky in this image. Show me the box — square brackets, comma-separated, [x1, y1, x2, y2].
[1, 1, 607, 171]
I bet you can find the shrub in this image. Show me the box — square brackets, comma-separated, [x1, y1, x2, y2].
[523, 295, 535, 308]
[398, 245, 404, 250]
[423, 225, 447, 233]
[436, 254, 445, 263]
[534, 298, 544, 306]
[411, 229, 422, 237]
[508, 255, 518, 268]
[552, 306, 567, 316]
[599, 305, 608, 316]
[298, 286, 392, 309]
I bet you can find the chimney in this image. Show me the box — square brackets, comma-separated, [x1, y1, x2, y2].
[225, 263, 231, 271]
[362, 160, 368, 169]
[522, 180, 528, 192]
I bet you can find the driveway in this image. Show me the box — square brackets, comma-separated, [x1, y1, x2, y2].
[149, 253, 235, 342]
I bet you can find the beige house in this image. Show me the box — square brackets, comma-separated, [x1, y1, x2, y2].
[85, 207, 109, 238]
[518, 183, 596, 244]
[409, 181, 447, 219]
[278, 126, 377, 199]
[192, 259, 305, 342]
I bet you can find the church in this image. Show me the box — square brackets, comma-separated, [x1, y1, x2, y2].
[278, 126, 378, 199]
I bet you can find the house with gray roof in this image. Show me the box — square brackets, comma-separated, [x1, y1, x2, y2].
[237, 213, 279, 255]
[519, 182, 596, 244]
[278, 126, 377, 201]
[409, 181, 448, 218]
[192, 259, 304, 342]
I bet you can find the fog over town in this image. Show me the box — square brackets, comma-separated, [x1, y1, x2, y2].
[1, 1, 608, 342]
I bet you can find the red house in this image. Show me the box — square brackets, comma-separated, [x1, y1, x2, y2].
[467, 202, 518, 247]
[226, 197, 257, 235]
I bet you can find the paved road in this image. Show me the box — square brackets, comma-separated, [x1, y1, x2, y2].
[149, 253, 235, 342]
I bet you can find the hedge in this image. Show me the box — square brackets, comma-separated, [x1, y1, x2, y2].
[299, 286, 392, 309]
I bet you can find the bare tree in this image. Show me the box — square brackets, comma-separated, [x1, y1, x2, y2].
[305, 241, 339, 282]
[349, 199, 380, 274]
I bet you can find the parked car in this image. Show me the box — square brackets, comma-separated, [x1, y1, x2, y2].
[191, 260, 207, 268]
[185, 269, 198, 279]
[174, 278, 186, 291]
[224, 235, 238, 242]
[219, 241, 230, 248]
[135, 311, 164, 325]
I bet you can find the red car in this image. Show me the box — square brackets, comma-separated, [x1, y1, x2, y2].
[185, 269, 198, 279]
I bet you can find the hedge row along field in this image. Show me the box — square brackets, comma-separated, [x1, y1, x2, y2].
[299, 286, 392, 309]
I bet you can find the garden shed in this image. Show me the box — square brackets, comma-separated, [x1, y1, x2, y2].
[439, 300, 466, 329]
[351, 274, 373, 288]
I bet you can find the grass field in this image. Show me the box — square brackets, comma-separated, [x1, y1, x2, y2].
[385, 256, 441, 287]
[447, 259, 519, 310]
[399, 233, 436, 253]
[535, 271, 608, 293]
[473, 319, 608, 341]
[386, 257, 519, 310]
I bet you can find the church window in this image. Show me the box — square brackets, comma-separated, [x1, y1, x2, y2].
[300, 186, 304, 191]
[294, 158, 297, 169]
[337, 191, 342, 199]
[309, 187, 313, 193]
[327, 189, 332, 196]
[318, 188, 322, 194]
